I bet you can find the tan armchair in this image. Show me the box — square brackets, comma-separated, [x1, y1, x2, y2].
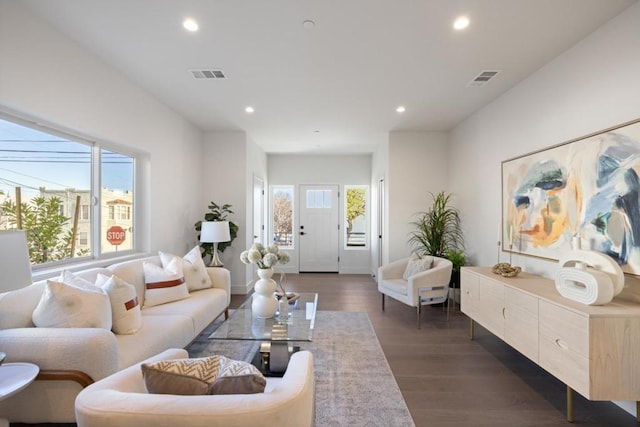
[378, 256, 453, 328]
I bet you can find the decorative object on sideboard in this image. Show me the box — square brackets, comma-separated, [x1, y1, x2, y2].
[554, 236, 624, 305]
[492, 225, 521, 277]
[199, 221, 230, 267]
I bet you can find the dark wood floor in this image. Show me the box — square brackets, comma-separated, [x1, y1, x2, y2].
[232, 273, 638, 427]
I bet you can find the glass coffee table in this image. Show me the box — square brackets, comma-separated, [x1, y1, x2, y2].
[210, 292, 318, 341]
[210, 292, 318, 376]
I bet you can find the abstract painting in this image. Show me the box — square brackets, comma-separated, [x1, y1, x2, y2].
[502, 119, 640, 275]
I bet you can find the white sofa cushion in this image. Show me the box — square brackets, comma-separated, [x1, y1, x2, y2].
[32, 279, 112, 329]
[160, 246, 212, 292]
[142, 258, 189, 307]
[97, 274, 142, 335]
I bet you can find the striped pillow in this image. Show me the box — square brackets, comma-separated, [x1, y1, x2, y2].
[142, 256, 189, 307]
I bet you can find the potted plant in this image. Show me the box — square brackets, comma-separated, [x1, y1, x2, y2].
[408, 191, 464, 258]
[408, 192, 465, 304]
[194, 202, 239, 262]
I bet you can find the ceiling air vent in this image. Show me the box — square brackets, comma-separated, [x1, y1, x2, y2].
[467, 70, 500, 87]
[190, 69, 227, 79]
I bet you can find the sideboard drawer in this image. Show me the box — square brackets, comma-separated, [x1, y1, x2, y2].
[539, 301, 588, 357]
[539, 301, 589, 396]
[460, 269, 479, 318]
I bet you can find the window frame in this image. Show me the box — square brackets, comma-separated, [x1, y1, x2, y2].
[343, 185, 369, 250]
[270, 185, 295, 250]
[0, 111, 138, 270]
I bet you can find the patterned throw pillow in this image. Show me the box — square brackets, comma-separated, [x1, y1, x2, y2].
[96, 273, 142, 335]
[402, 256, 434, 280]
[32, 272, 112, 329]
[141, 355, 266, 395]
[159, 246, 212, 292]
[142, 257, 189, 307]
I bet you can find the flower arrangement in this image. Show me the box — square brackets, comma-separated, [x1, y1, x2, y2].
[240, 243, 290, 269]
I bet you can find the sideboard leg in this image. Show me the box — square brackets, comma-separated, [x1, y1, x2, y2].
[566, 386, 574, 423]
[469, 319, 475, 340]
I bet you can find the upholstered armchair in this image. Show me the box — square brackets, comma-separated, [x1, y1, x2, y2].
[75, 348, 315, 427]
[378, 256, 453, 328]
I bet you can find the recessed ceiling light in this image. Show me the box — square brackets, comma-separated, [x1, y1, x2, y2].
[183, 18, 199, 32]
[453, 16, 470, 31]
[396, 106, 406, 113]
[245, 106, 255, 114]
[303, 20, 316, 30]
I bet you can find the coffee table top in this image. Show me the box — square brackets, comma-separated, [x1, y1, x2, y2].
[210, 293, 318, 341]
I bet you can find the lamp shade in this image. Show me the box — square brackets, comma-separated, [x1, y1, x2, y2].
[0, 230, 32, 292]
[200, 221, 231, 243]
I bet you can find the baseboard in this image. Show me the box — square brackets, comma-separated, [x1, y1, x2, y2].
[338, 267, 372, 274]
[231, 282, 253, 295]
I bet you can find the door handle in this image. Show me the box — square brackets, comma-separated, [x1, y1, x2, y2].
[300, 231, 306, 236]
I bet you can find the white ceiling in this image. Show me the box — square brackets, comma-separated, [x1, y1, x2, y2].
[22, 0, 637, 154]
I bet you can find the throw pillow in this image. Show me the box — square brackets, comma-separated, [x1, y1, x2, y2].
[159, 246, 212, 292]
[142, 257, 189, 307]
[141, 355, 266, 395]
[32, 279, 112, 329]
[402, 255, 434, 280]
[96, 273, 142, 335]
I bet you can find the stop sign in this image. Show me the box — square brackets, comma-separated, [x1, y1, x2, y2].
[106, 226, 126, 246]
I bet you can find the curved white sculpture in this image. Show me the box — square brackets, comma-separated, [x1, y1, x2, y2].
[555, 249, 624, 306]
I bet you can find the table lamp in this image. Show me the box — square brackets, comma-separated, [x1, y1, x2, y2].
[200, 221, 230, 267]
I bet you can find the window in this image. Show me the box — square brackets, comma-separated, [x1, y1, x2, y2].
[271, 186, 293, 248]
[80, 204, 90, 220]
[344, 185, 368, 248]
[306, 189, 332, 208]
[0, 115, 136, 265]
[78, 231, 88, 246]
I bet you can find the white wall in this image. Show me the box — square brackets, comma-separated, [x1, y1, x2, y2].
[387, 131, 449, 263]
[450, 2, 640, 417]
[0, 1, 204, 257]
[268, 154, 372, 274]
[202, 131, 247, 292]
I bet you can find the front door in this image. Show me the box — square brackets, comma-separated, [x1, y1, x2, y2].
[299, 184, 339, 272]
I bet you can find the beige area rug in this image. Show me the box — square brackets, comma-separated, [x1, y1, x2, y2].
[187, 310, 415, 427]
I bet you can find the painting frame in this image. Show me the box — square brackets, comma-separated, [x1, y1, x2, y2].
[501, 118, 640, 276]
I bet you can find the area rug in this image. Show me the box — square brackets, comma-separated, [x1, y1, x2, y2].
[187, 310, 415, 427]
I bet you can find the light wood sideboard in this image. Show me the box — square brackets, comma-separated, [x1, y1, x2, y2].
[460, 266, 640, 422]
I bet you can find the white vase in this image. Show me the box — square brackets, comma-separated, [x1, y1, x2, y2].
[252, 268, 278, 318]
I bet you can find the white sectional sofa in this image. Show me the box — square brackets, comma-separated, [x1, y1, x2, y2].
[0, 255, 231, 424]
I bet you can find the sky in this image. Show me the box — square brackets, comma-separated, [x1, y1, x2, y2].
[0, 118, 133, 200]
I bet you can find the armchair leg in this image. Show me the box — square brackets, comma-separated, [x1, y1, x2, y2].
[381, 294, 385, 311]
[416, 304, 421, 329]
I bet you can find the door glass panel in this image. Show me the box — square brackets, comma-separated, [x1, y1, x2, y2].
[323, 190, 332, 208]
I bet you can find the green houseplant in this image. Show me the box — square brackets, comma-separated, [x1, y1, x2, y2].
[194, 202, 239, 261]
[408, 191, 465, 286]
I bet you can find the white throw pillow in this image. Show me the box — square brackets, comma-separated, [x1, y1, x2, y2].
[143, 257, 189, 307]
[96, 273, 142, 335]
[159, 246, 212, 292]
[403, 256, 434, 280]
[32, 279, 112, 329]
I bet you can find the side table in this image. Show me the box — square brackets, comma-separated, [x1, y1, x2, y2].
[0, 362, 40, 427]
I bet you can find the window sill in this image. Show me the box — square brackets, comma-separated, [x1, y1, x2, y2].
[31, 252, 150, 282]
